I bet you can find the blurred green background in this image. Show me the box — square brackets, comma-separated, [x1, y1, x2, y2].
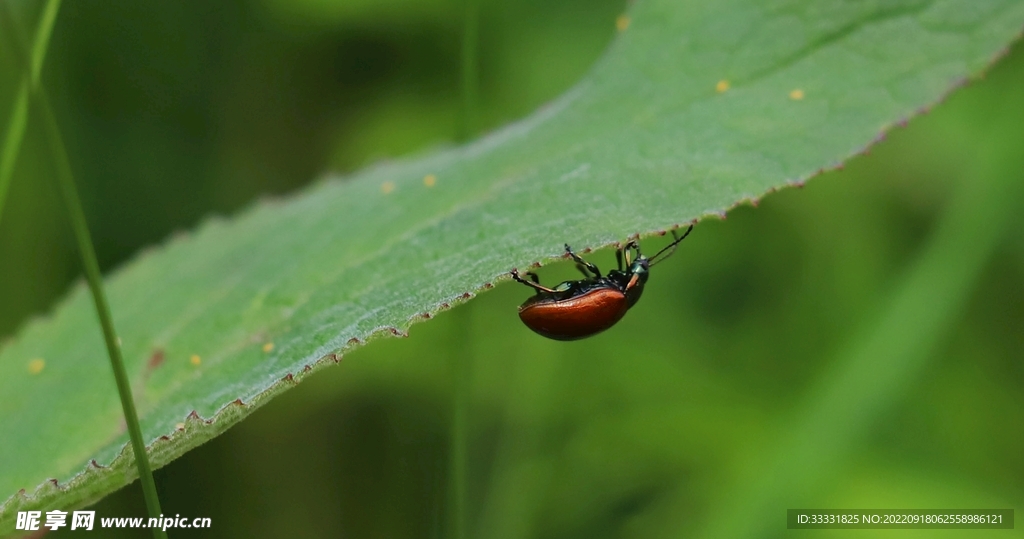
[2, 0, 1022, 537]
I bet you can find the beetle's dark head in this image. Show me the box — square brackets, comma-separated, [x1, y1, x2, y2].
[617, 225, 696, 309]
[629, 255, 650, 281]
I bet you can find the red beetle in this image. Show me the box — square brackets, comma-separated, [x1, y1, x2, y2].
[511, 224, 693, 340]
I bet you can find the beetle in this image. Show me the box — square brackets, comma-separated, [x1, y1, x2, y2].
[510, 224, 693, 340]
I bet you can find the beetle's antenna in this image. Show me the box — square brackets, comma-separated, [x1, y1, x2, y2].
[648, 224, 694, 266]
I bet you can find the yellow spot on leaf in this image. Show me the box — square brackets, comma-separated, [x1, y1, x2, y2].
[423, 174, 436, 187]
[789, 88, 805, 100]
[262, 342, 275, 353]
[28, 358, 45, 374]
[175, 422, 185, 430]
[716, 80, 730, 93]
[190, 354, 201, 366]
[381, 181, 395, 194]
[616, 14, 630, 32]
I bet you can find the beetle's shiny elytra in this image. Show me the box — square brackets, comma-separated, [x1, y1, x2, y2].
[511, 225, 694, 341]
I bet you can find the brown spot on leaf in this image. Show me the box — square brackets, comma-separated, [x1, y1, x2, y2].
[147, 349, 165, 370]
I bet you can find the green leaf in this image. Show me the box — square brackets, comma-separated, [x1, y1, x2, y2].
[2, 0, 1023, 530]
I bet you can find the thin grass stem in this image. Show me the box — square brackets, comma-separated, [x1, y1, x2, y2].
[33, 90, 169, 539]
[0, 0, 60, 225]
[457, 0, 479, 142]
[448, 303, 473, 539]
[0, 2, 167, 536]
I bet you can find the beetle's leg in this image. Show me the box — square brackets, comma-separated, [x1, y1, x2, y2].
[525, 271, 541, 284]
[564, 244, 601, 278]
[616, 247, 624, 271]
[621, 240, 640, 267]
[574, 263, 593, 278]
[511, 268, 558, 294]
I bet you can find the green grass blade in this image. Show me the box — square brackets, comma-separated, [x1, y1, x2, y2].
[0, 80, 29, 226]
[457, 0, 479, 142]
[30, 0, 62, 86]
[34, 90, 168, 539]
[0, 0, 60, 226]
[450, 2, 480, 535]
[1, 1, 167, 536]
